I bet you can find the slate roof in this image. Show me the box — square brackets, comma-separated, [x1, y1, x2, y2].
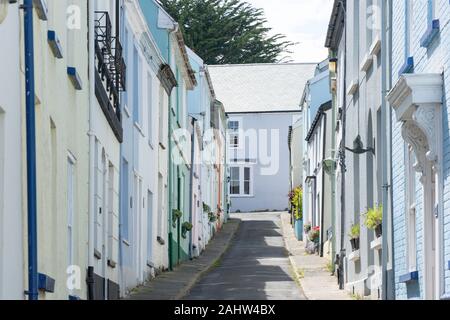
[208, 63, 317, 113]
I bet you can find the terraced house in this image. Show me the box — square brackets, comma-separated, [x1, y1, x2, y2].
[387, 0, 450, 300]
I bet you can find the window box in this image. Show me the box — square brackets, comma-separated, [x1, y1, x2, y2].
[370, 237, 382, 251]
[47, 30, 63, 59]
[420, 19, 440, 48]
[399, 271, 419, 284]
[348, 250, 360, 262]
[398, 57, 414, 76]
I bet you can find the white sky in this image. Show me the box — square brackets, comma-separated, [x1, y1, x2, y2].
[246, 0, 334, 63]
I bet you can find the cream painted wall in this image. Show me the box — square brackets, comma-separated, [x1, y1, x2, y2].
[0, 2, 24, 300]
[20, 0, 89, 300]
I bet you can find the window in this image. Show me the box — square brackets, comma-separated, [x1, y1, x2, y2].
[147, 191, 153, 262]
[406, 145, 417, 272]
[230, 167, 240, 195]
[230, 166, 253, 197]
[405, 0, 413, 59]
[366, 0, 373, 50]
[67, 155, 75, 268]
[121, 158, 129, 241]
[133, 46, 140, 124]
[228, 120, 240, 148]
[427, 0, 436, 23]
[107, 162, 116, 264]
[123, 27, 129, 107]
[158, 85, 165, 145]
[352, 0, 360, 77]
[157, 174, 164, 238]
[147, 72, 153, 144]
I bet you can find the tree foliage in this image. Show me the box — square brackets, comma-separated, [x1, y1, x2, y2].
[158, 0, 294, 64]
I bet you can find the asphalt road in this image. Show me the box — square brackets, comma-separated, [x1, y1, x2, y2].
[185, 212, 306, 300]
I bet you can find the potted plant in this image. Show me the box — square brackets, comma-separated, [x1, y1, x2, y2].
[289, 187, 304, 241]
[363, 205, 383, 238]
[308, 226, 320, 243]
[303, 223, 312, 234]
[208, 211, 217, 223]
[172, 209, 183, 228]
[348, 223, 360, 251]
[181, 222, 193, 239]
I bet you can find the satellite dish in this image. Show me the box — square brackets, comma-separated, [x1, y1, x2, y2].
[0, 0, 8, 24]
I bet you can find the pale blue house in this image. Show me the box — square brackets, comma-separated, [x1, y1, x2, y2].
[387, 0, 450, 300]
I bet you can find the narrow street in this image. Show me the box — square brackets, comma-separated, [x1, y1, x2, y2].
[185, 213, 305, 300]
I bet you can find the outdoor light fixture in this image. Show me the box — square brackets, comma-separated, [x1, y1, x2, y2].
[329, 57, 338, 74]
[345, 135, 375, 155]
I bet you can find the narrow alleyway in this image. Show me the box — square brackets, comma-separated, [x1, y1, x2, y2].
[185, 213, 305, 300]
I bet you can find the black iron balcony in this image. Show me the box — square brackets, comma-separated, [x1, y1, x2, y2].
[94, 11, 126, 142]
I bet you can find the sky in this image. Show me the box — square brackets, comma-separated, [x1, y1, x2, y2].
[246, 0, 334, 63]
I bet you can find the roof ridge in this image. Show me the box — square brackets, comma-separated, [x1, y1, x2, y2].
[209, 62, 318, 68]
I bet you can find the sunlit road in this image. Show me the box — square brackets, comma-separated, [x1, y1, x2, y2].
[185, 212, 305, 300]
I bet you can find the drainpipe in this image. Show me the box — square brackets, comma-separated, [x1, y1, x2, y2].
[23, 0, 38, 301]
[167, 23, 179, 270]
[188, 117, 196, 259]
[320, 110, 327, 257]
[381, 0, 395, 300]
[87, 0, 96, 299]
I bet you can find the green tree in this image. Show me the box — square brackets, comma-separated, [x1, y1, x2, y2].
[159, 0, 294, 64]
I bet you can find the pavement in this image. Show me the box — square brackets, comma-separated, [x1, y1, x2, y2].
[185, 212, 306, 300]
[280, 212, 351, 300]
[126, 218, 240, 300]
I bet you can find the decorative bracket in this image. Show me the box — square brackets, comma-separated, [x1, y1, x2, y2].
[387, 73, 443, 181]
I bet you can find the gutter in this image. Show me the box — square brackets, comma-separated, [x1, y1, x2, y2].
[23, 0, 38, 301]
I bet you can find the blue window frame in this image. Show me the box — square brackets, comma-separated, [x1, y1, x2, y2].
[420, 0, 440, 48]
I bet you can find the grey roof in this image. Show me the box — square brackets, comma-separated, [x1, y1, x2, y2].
[208, 63, 317, 113]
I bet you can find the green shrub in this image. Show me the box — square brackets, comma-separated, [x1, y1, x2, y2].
[363, 205, 382, 230]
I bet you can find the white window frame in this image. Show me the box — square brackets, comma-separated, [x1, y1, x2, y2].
[406, 145, 417, 272]
[229, 164, 254, 198]
[228, 119, 242, 149]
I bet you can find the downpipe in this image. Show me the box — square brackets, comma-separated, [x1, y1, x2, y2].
[22, 0, 38, 301]
[188, 118, 196, 259]
[87, 0, 96, 299]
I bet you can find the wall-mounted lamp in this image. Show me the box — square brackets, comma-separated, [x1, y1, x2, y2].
[329, 57, 338, 74]
[345, 135, 375, 155]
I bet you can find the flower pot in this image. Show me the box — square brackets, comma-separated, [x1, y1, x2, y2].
[350, 238, 360, 251]
[375, 224, 382, 238]
[294, 219, 303, 241]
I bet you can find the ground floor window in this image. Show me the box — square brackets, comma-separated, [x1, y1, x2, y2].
[230, 165, 253, 197]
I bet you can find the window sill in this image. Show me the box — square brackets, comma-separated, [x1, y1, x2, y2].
[399, 271, 418, 284]
[123, 105, 131, 118]
[369, 35, 381, 56]
[346, 79, 359, 96]
[148, 140, 154, 150]
[122, 239, 130, 247]
[420, 19, 440, 48]
[230, 194, 254, 198]
[134, 121, 145, 137]
[348, 250, 360, 262]
[360, 53, 374, 72]
[159, 142, 167, 150]
[398, 57, 414, 76]
[370, 237, 382, 251]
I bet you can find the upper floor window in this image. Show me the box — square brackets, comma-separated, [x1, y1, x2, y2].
[230, 165, 253, 197]
[133, 46, 140, 124]
[228, 120, 240, 148]
[427, 0, 436, 23]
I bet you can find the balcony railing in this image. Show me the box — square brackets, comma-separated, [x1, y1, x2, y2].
[95, 11, 126, 142]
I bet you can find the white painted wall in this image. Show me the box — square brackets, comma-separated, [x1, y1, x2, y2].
[0, 2, 24, 300]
